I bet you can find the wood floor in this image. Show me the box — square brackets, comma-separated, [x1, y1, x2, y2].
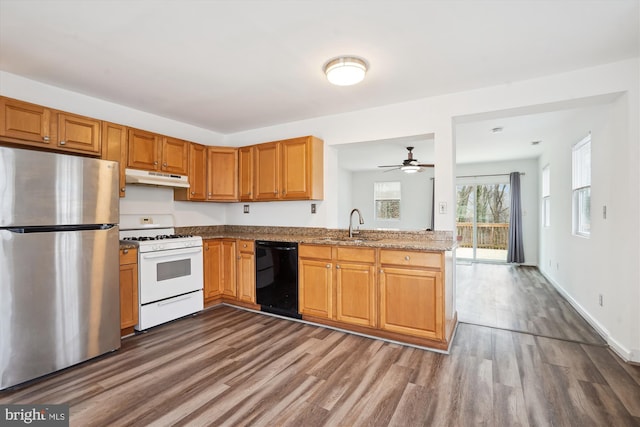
[457, 263, 605, 345]
[2, 265, 639, 426]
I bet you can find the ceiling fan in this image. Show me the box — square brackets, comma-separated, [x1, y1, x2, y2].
[378, 146, 434, 173]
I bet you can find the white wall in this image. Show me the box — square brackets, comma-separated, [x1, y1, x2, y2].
[456, 159, 539, 266]
[538, 97, 640, 362]
[342, 168, 434, 230]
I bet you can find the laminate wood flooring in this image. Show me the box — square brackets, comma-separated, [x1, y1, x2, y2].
[456, 263, 606, 345]
[2, 305, 639, 426]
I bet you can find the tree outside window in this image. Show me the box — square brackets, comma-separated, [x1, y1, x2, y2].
[374, 182, 400, 220]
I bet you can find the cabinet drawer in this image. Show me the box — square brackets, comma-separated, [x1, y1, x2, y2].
[336, 246, 375, 263]
[299, 244, 332, 260]
[379, 250, 441, 269]
[120, 248, 138, 264]
[238, 240, 254, 253]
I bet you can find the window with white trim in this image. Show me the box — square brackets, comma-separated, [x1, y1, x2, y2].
[572, 134, 591, 237]
[374, 181, 401, 220]
[542, 165, 550, 227]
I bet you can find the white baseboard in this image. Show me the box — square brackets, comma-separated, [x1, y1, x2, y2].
[539, 270, 639, 363]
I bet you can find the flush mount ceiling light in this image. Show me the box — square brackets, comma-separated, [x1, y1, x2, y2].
[491, 127, 504, 134]
[323, 56, 368, 86]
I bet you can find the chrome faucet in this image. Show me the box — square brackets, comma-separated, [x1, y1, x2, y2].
[349, 208, 364, 238]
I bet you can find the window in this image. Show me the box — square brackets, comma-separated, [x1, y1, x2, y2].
[542, 165, 550, 227]
[374, 181, 401, 220]
[572, 134, 591, 237]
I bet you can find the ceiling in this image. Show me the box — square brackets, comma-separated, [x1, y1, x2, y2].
[1, 0, 638, 137]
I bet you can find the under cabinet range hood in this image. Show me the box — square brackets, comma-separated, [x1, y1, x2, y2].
[125, 168, 190, 188]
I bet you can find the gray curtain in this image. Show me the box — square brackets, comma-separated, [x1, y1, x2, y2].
[507, 172, 525, 263]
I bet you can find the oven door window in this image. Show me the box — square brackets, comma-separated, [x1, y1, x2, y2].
[157, 258, 191, 281]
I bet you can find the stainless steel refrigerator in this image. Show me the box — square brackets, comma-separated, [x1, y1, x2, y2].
[0, 146, 121, 390]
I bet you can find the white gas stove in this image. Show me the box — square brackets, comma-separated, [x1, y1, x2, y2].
[120, 214, 203, 330]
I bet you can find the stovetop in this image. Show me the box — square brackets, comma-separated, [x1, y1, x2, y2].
[122, 234, 194, 242]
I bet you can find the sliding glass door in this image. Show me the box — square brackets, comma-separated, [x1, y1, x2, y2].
[456, 183, 510, 261]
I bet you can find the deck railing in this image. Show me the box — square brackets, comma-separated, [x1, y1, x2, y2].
[456, 222, 509, 250]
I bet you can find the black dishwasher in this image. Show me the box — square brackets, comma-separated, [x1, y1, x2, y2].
[255, 240, 300, 319]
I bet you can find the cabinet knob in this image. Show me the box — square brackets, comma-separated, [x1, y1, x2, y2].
[123, 249, 129, 254]
[326, 264, 331, 268]
[336, 265, 341, 269]
[208, 192, 212, 196]
[274, 190, 278, 195]
[405, 255, 410, 261]
[43, 136, 50, 141]
[163, 162, 167, 167]
[237, 256, 241, 260]
[154, 161, 158, 165]
[243, 244, 247, 248]
[191, 191, 195, 195]
[121, 187, 126, 192]
[59, 140, 66, 145]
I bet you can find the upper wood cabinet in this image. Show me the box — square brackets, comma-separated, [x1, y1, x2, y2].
[252, 136, 323, 201]
[175, 143, 207, 201]
[238, 146, 254, 201]
[207, 147, 238, 201]
[56, 112, 101, 155]
[101, 121, 128, 197]
[280, 136, 323, 200]
[0, 97, 101, 156]
[127, 128, 188, 175]
[0, 97, 53, 146]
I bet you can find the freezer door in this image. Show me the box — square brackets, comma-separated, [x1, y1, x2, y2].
[0, 226, 120, 390]
[0, 146, 119, 227]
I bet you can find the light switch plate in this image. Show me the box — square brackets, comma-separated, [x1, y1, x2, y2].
[439, 202, 447, 214]
[243, 205, 250, 214]
[311, 203, 316, 214]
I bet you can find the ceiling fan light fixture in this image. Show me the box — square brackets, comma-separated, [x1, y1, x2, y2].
[401, 165, 420, 174]
[323, 56, 368, 86]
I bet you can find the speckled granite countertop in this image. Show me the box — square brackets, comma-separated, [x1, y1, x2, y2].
[174, 225, 457, 251]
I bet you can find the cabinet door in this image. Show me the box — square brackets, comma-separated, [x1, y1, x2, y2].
[203, 240, 223, 303]
[379, 267, 443, 340]
[188, 143, 207, 200]
[253, 141, 280, 200]
[221, 240, 237, 298]
[238, 146, 254, 201]
[101, 122, 128, 197]
[161, 136, 189, 175]
[299, 258, 333, 319]
[119, 249, 138, 331]
[207, 147, 238, 201]
[237, 241, 255, 303]
[336, 262, 376, 327]
[127, 128, 160, 170]
[0, 97, 53, 145]
[56, 112, 101, 154]
[281, 136, 323, 200]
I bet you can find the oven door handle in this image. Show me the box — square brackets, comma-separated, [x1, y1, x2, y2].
[142, 247, 202, 259]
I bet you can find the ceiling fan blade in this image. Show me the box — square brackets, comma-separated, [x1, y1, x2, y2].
[417, 163, 435, 168]
[378, 164, 402, 168]
[383, 167, 401, 173]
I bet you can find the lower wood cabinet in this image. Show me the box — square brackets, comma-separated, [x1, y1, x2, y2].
[203, 239, 237, 306]
[299, 244, 448, 346]
[119, 248, 138, 336]
[236, 240, 256, 304]
[299, 245, 376, 326]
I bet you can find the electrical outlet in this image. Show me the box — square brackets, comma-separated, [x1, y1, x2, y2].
[603, 205, 607, 219]
[311, 203, 316, 214]
[141, 217, 152, 224]
[439, 202, 447, 214]
[598, 294, 603, 306]
[243, 205, 250, 214]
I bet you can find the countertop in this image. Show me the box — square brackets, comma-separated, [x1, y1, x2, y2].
[119, 226, 457, 251]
